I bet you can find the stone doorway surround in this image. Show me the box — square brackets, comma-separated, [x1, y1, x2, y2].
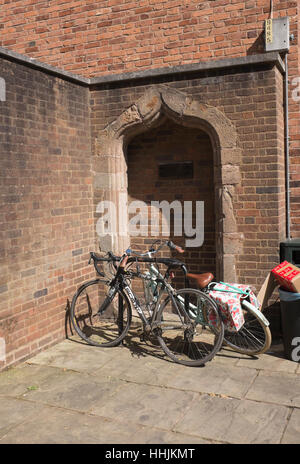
[94, 85, 243, 282]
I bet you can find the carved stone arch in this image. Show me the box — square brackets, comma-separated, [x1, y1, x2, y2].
[95, 84, 243, 281]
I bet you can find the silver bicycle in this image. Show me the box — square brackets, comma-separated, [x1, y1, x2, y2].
[70, 241, 225, 367]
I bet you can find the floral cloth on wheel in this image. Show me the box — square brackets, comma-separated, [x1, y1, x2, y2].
[209, 283, 260, 332]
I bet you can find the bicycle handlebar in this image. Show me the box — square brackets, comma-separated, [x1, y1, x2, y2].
[89, 240, 186, 276]
[168, 241, 184, 254]
[125, 240, 184, 258]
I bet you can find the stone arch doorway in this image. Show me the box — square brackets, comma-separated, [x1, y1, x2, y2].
[127, 117, 216, 283]
[95, 85, 243, 282]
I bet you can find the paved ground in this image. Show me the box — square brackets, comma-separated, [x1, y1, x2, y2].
[0, 328, 299, 444]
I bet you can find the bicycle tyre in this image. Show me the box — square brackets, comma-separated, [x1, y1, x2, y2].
[70, 280, 132, 347]
[223, 301, 272, 355]
[155, 288, 224, 367]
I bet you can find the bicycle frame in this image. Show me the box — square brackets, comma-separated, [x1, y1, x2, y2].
[112, 262, 182, 332]
[143, 264, 208, 325]
[91, 245, 209, 333]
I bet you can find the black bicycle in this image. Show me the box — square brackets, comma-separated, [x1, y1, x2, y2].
[70, 241, 224, 367]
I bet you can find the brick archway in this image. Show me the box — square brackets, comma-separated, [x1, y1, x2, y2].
[95, 85, 243, 281]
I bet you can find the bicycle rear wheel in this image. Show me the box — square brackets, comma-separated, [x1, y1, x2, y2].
[155, 288, 224, 366]
[70, 280, 132, 347]
[223, 302, 271, 355]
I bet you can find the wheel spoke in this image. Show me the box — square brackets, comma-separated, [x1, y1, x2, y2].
[156, 289, 224, 366]
[70, 282, 131, 347]
[224, 310, 271, 355]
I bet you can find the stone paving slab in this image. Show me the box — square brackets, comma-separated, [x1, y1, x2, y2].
[281, 408, 300, 444]
[175, 394, 290, 444]
[245, 371, 300, 408]
[27, 338, 121, 374]
[127, 427, 212, 445]
[0, 338, 299, 444]
[0, 364, 65, 397]
[0, 397, 44, 440]
[90, 381, 199, 430]
[21, 367, 125, 413]
[211, 348, 243, 366]
[0, 399, 211, 444]
[163, 363, 258, 399]
[0, 403, 135, 444]
[95, 354, 180, 387]
[236, 351, 298, 373]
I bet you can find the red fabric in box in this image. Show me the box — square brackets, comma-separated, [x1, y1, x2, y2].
[271, 261, 300, 293]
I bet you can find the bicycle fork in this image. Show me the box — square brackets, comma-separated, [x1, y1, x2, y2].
[97, 286, 117, 314]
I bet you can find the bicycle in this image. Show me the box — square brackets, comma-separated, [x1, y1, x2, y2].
[70, 241, 225, 367]
[186, 275, 272, 356]
[140, 240, 272, 356]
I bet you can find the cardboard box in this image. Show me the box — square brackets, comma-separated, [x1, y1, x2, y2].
[257, 272, 278, 310]
[271, 261, 300, 293]
[257, 261, 300, 309]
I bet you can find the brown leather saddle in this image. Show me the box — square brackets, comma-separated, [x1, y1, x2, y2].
[186, 272, 214, 289]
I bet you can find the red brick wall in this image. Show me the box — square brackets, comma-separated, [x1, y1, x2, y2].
[0, 57, 96, 370]
[0, 1, 297, 77]
[0, 1, 297, 367]
[234, 65, 286, 283]
[1, 1, 299, 236]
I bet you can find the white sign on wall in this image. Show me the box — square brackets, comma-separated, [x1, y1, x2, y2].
[0, 77, 6, 101]
[0, 337, 5, 362]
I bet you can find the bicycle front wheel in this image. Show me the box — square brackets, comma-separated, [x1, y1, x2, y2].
[70, 280, 132, 347]
[155, 288, 224, 367]
[223, 302, 271, 355]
